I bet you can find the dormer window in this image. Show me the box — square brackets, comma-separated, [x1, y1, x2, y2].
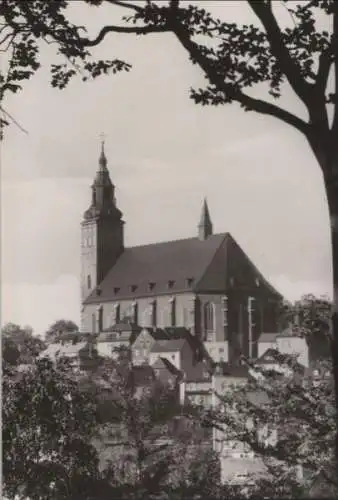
[114, 287, 120, 294]
[168, 280, 175, 289]
[186, 277, 194, 287]
[148, 282, 155, 291]
[131, 285, 138, 293]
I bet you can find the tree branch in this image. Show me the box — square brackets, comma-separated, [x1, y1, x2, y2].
[82, 23, 170, 47]
[170, 21, 309, 135]
[107, 0, 143, 13]
[247, 0, 314, 107]
[0, 106, 28, 135]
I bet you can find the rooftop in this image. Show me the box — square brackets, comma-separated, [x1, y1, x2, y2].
[84, 232, 282, 304]
[150, 338, 186, 353]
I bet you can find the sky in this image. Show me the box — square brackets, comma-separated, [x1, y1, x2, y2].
[1, 1, 333, 336]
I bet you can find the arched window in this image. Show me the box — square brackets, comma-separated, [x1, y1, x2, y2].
[113, 303, 120, 324]
[132, 301, 138, 325]
[97, 306, 103, 332]
[150, 300, 157, 327]
[204, 302, 215, 340]
[87, 275, 91, 290]
[169, 297, 176, 327]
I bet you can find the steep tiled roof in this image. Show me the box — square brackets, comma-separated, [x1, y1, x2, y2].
[103, 322, 141, 333]
[151, 338, 186, 353]
[39, 341, 89, 361]
[84, 232, 282, 304]
[139, 327, 171, 341]
[259, 332, 278, 343]
[213, 362, 249, 378]
[84, 233, 226, 303]
[152, 357, 181, 376]
[255, 348, 280, 364]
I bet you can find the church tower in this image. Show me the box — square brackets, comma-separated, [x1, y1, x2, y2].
[81, 142, 124, 301]
[198, 198, 213, 240]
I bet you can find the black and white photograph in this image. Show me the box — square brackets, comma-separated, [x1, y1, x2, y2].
[1, 1, 337, 498]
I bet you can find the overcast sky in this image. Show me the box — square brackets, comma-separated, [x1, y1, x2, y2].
[1, 1, 333, 335]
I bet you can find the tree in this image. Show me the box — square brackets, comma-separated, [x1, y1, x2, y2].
[45, 319, 79, 343]
[2, 322, 46, 365]
[199, 351, 336, 498]
[1, 0, 337, 474]
[0, 0, 131, 135]
[2, 357, 110, 500]
[80, 350, 222, 499]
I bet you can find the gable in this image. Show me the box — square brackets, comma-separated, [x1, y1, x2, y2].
[195, 233, 281, 298]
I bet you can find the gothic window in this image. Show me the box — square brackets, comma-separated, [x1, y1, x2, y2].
[221, 296, 228, 327]
[169, 297, 176, 327]
[97, 306, 103, 332]
[87, 275, 91, 290]
[132, 301, 138, 324]
[204, 302, 215, 340]
[113, 303, 120, 324]
[150, 300, 157, 327]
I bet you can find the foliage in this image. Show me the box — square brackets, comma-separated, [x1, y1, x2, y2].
[2, 322, 46, 365]
[79, 351, 222, 499]
[2, 357, 107, 500]
[0, 0, 131, 135]
[281, 293, 332, 360]
[200, 351, 337, 498]
[44, 319, 79, 343]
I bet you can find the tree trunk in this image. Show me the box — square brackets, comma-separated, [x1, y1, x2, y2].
[325, 173, 338, 479]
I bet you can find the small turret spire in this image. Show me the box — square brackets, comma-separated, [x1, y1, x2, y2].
[198, 197, 213, 240]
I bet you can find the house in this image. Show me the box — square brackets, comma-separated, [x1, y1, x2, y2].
[80, 143, 282, 366]
[96, 321, 141, 358]
[39, 339, 98, 372]
[148, 330, 212, 384]
[151, 356, 183, 389]
[276, 329, 309, 367]
[258, 328, 309, 368]
[257, 332, 278, 358]
[131, 327, 170, 365]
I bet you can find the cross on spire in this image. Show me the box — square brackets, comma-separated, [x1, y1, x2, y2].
[99, 132, 107, 169]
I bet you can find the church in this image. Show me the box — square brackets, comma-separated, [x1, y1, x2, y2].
[80, 143, 283, 364]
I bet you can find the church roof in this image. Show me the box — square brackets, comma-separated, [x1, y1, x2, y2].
[84, 232, 282, 304]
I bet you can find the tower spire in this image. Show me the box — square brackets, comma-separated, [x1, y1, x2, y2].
[99, 133, 107, 170]
[198, 197, 213, 240]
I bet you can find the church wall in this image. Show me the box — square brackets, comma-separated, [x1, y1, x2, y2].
[81, 292, 196, 333]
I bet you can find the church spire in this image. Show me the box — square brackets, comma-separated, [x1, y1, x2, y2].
[83, 140, 121, 220]
[198, 198, 213, 240]
[99, 138, 108, 170]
